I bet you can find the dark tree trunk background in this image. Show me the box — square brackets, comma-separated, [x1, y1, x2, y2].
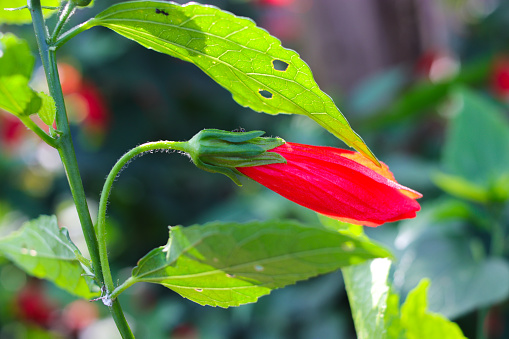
[298, 0, 451, 92]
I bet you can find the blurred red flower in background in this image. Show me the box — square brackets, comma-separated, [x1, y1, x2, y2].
[238, 142, 422, 226]
[0, 114, 25, 149]
[491, 56, 509, 99]
[15, 279, 57, 328]
[58, 63, 110, 143]
[255, 0, 295, 7]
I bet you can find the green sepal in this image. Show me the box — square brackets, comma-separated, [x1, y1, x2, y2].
[187, 129, 286, 185]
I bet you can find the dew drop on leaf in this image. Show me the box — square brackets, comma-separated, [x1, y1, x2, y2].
[254, 264, 264, 272]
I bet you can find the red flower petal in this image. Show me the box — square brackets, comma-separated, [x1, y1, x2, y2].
[237, 142, 421, 226]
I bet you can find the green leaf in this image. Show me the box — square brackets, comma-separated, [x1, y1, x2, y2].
[442, 88, 509, 193]
[401, 279, 467, 339]
[36, 92, 56, 125]
[0, 75, 42, 117]
[0, 0, 60, 24]
[385, 289, 405, 339]
[432, 171, 490, 203]
[0, 215, 100, 299]
[394, 227, 509, 318]
[91, 1, 377, 164]
[0, 34, 43, 119]
[130, 220, 391, 307]
[0, 33, 35, 78]
[342, 258, 392, 339]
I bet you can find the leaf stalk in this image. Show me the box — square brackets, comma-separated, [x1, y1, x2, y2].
[19, 116, 57, 148]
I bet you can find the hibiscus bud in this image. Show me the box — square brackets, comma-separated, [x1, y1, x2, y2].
[237, 142, 422, 226]
[186, 129, 286, 185]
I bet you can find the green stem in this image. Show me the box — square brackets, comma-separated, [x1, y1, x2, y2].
[489, 204, 505, 257]
[19, 116, 57, 148]
[97, 141, 189, 293]
[29, 0, 103, 287]
[478, 204, 505, 339]
[110, 277, 138, 300]
[53, 18, 97, 50]
[29, 1, 134, 338]
[50, 1, 76, 43]
[477, 308, 488, 339]
[490, 221, 504, 257]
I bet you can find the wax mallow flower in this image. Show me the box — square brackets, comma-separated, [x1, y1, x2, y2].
[187, 129, 421, 227]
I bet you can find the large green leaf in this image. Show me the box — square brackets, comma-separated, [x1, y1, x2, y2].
[0, 0, 60, 24]
[0, 33, 50, 120]
[440, 88, 509, 200]
[130, 220, 391, 307]
[90, 1, 377, 164]
[0, 215, 100, 299]
[342, 258, 392, 339]
[0, 75, 41, 117]
[401, 279, 467, 339]
[394, 220, 509, 318]
[0, 33, 35, 78]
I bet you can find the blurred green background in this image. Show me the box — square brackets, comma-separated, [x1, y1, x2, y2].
[3, 0, 509, 338]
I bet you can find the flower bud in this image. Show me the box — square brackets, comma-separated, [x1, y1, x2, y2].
[71, 0, 92, 7]
[187, 129, 286, 185]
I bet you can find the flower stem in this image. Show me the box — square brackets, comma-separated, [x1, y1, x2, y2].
[29, 1, 134, 337]
[97, 141, 189, 294]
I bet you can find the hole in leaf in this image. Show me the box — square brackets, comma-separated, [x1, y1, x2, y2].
[259, 90, 273, 99]
[272, 59, 289, 71]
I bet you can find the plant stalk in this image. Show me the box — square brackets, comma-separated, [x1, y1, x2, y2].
[29, 1, 134, 338]
[29, 0, 103, 289]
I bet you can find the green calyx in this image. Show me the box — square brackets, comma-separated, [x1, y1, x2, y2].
[187, 129, 286, 185]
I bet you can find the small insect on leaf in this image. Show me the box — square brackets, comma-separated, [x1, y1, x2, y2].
[155, 8, 169, 16]
[232, 127, 246, 133]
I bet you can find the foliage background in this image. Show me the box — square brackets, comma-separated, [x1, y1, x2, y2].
[2, 0, 509, 338]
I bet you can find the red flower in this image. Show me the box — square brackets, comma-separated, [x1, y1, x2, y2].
[237, 142, 422, 227]
[491, 56, 509, 99]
